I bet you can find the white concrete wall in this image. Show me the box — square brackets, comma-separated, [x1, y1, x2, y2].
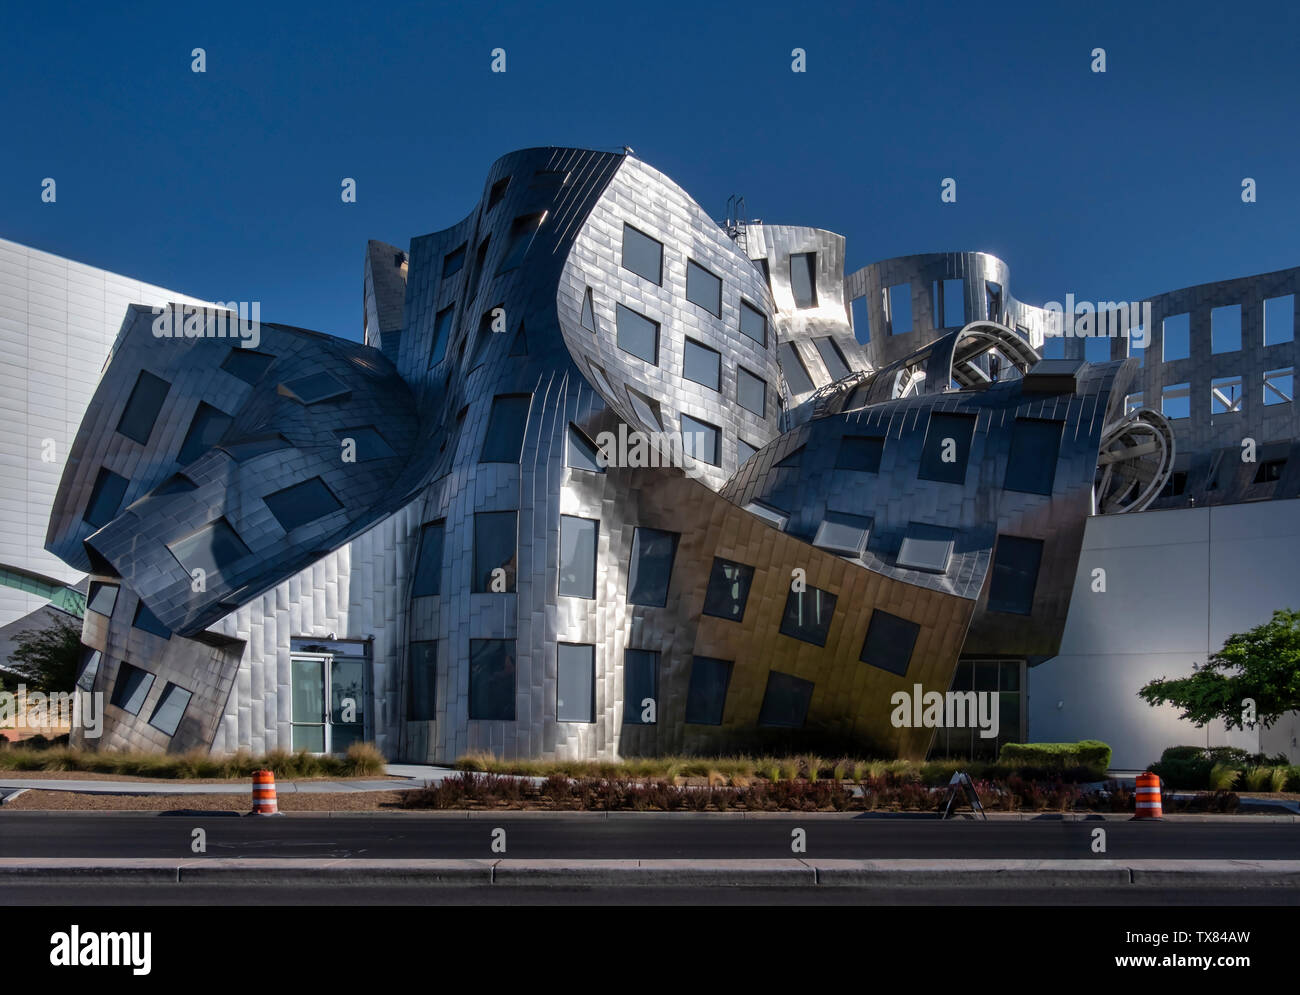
[1031, 499, 1300, 769]
[0, 237, 208, 626]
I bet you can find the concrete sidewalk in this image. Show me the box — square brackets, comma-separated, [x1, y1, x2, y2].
[1, 857, 1298, 888]
[0, 763, 453, 795]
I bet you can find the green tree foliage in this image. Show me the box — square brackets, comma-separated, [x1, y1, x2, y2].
[3, 613, 82, 693]
[1139, 609, 1300, 730]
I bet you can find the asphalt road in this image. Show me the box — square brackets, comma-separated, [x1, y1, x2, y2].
[1, 812, 1295, 859]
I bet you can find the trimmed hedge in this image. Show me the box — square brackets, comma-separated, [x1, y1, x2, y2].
[997, 740, 1112, 778]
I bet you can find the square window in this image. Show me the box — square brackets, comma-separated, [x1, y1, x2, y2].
[685, 656, 733, 725]
[681, 414, 720, 466]
[779, 342, 815, 394]
[616, 304, 659, 364]
[813, 510, 872, 558]
[1264, 295, 1295, 346]
[473, 510, 517, 592]
[628, 527, 678, 607]
[836, 435, 884, 473]
[988, 535, 1043, 615]
[167, 518, 251, 578]
[221, 349, 275, 384]
[1162, 313, 1190, 362]
[702, 558, 755, 622]
[86, 582, 118, 618]
[263, 477, 343, 533]
[468, 639, 516, 720]
[178, 403, 233, 465]
[1211, 304, 1242, 354]
[860, 610, 920, 676]
[739, 300, 767, 347]
[790, 253, 817, 308]
[567, 423, 605, 472]
[621, 223, 663, 285]
[497, 213, 544, 274]
[132, 600, 171, 639]
[779, 585, 837, 646]
[557, 643, 595, 723]
[1162, 382, 1191, 420]
[737, 366, 766, 416]
[487, 176, 510, 209]
[429, 305, 455, 368]
[110, 662, 155, 716]
[84, 468, 129, 528]
[683, 338, 721, 390]
[758, 671, 814, 728]
[1211, 375, 1243, 415]
[147, 682, 192, 737]
[737, 439, 758, 465]
[479, 394, 532, 462]
[623, 649, 658, 725]
[1263, 367, 1293, 406]
[407, 641, 437, 720]
[887, 284, 912, 334]
[116, 371, 170, 444]
[1004, 419, 1063, 495]
[442, 243, 467, 277]
[686, 260, 722, 317]
[625, 386, 663, 431]
[897, 523, 956, 573]
[411, 520, 445, 597]
[814, 337, 851, 380]
[334, 426, 396, 462]
[918, 412, 976, 484]
[559, 515, 598, 598]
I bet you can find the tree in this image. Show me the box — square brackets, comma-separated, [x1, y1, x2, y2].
[3, 613, 83, 693]
[1138, 608, 1300, 730]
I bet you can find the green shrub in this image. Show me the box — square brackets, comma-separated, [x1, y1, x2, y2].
[997, 741, 1111, 778]
[1209, 762, 1240, 790]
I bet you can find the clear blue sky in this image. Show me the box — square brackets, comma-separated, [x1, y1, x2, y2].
[3, 0, 1297, 342]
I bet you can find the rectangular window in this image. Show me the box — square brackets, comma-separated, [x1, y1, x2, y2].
[683, 338, 721, 390]
[887, 284, 912, 335]
[471, 236, 490, 291]
[623, 649, 658, 724]
[813, 337, 851, 380]
[627, 527, 678, 607]
[116, 370, 170, 444]
[86, 582, 118, 618]
[263, 477, 343, 533]
[84, 467, 129, 527]
[621, 223, 663, 284]
[567, 423, 605, 472]
[744, 501, 789, 529]
[1211, 304, 1242, 354]
[429, 305, 455, 368]
[897, 522, 956, 574]
[940, 278, 965, 328]
[1211, 375, 1243, 414]
[559, 515, 598, 598]
[779, 586, 837, 646]
[685, 656, 733, 725]
[408, 641, 437, 720]
[132, 600, 171, 639]
[497, 213, 544, 274]
[758, 671, 814, 729]
[813, 510, 872, 558]
[147, 682, 192, 737]
[1264, 367, 1294, 406]
[1264, 295, 1295, 346]
[681, 414, 720, 466]
[1162, 382, 1191, 420]
[1004, 419, 1063, 495]
[76, 648, 101, 692]
[737, 366, 766, 416]
[985, 281, 1003, 321]
[850, 296, 870, 344]
[283, 372, 349, 405]
[616, 304, 659, 365]
[739, 300, 767, 347]
[988, 535, 1043, 615]
[860, 610, 920, 676]
[790, 252, 817, 308]
[411, 520, 445, 597]
[442, 242, 466, 277]
[487, 176, 510, 209]
[779, 342, 815, 394]
[702, 558, 754, 622]
[737, 439, 758, 466]
[918, 411, 976, 484]
[110, 662, 155, 716]
[468, 639, 516, 720]
[1162, 313, 1190, 362]
[557, 643, 595, 723]
[167, 518, 251, 578]
[836, 434, 884, 473]
[221, 349, 275, 384]
[479, 393, 532, 462]
[473, 510, 517, 593]
[178, 403, 234, 465]
[220, 435, 291, 462]
[686, 260, 722, 317]
[334, 426, 396, 462]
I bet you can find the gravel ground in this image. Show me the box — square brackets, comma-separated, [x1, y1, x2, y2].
[2, 789, 410, 811]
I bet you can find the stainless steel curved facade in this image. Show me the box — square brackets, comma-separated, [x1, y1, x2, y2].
[43, 146, 1299, 762]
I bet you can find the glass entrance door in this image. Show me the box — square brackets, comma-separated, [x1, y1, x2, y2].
[290, 651, 369, 754]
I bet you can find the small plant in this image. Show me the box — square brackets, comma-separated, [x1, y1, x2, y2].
[779, 759, 799, 782]
[832, 761, 847, 781]
[1244, 767, 1272, 792]
[1209, 762, 1240, 791]
[804, 755, 823, 782]
[1269, 766, 1289, 792]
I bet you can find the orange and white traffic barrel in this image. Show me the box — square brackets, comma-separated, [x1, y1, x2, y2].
[251, 769, 281, 815]
[1134, 771, 1163, 820]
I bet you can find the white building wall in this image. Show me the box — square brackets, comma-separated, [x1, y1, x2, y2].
[1031, 499, 1300, 769]
[0, 237, 209, 626]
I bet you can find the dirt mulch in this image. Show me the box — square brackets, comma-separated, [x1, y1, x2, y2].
[1, 789, 409, 812]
